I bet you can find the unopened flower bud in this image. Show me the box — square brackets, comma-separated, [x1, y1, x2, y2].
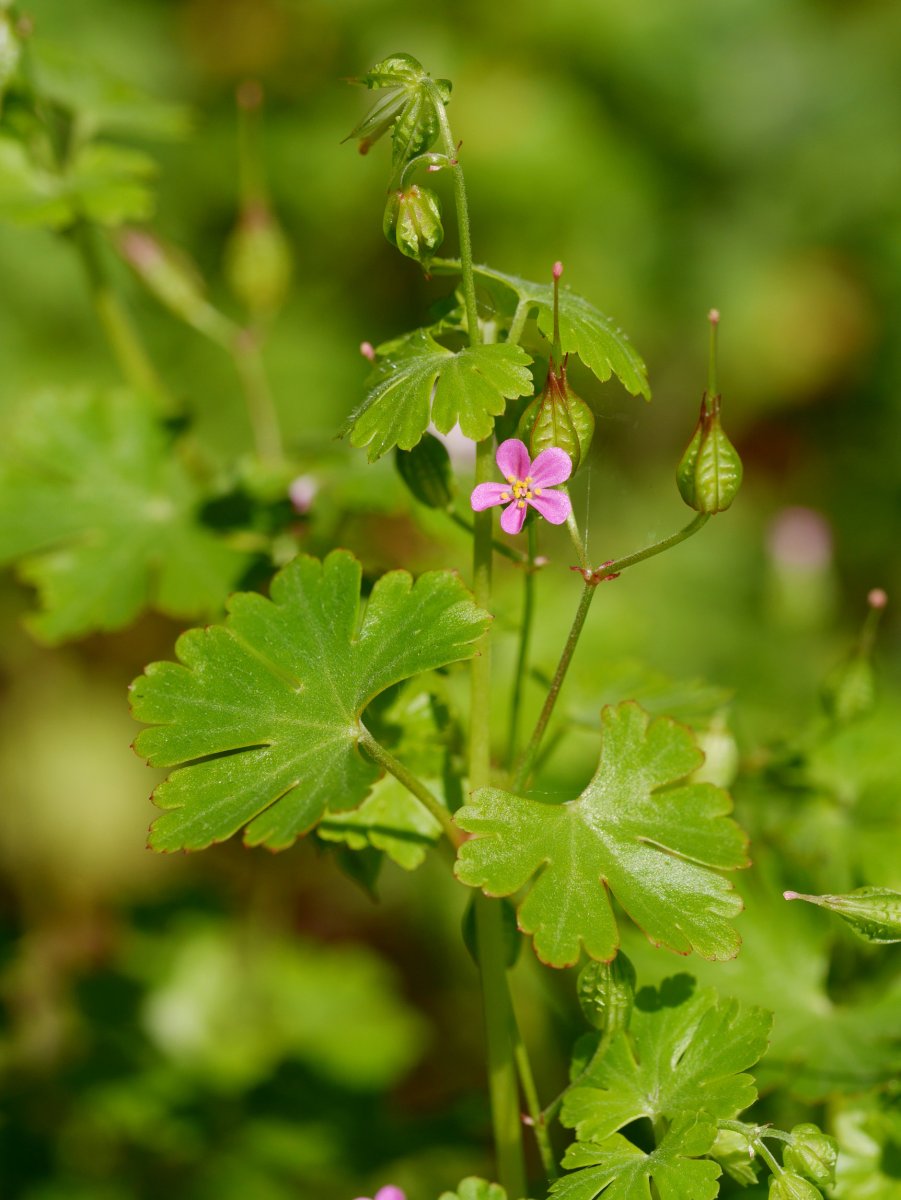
[821, 587, 887, 724]
[517, 355, 594, 471]
[383, 184, 443, 268]
[224, 202, 293, 319]
[783, 1124, 838, 1187]
[768, 1171, 824, 1199]
[676, 392, 743, 513]
[784, 886, 901, 944]
[576, 952, 636, 1036]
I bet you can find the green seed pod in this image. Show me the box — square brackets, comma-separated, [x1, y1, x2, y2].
[768, 1171, 824, 1200]
[224, 203, 293, 320]
[395, 433, 455, 510]
[517, 357, 594, 471]
[783, 1124, 838, 1188]
[383, 184, 444, 267]
[576, 952, 636, 1035]
[677, 393, 743, 513]
[785, 886, 901, 944]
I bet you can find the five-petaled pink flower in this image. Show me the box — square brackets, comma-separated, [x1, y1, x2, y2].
[352, 1189, 406, 1200]
[471, 439, 572, 535]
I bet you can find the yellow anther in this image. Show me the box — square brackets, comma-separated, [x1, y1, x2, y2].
[525, 476, 533, 484]
[517, 500, 526, 508]
[506, 475, 516, 484]
[534, 486, 542, 496]
[500, 491, 510, 501]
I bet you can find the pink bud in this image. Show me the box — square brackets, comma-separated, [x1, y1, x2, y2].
[708, 308, 721, 325]
[288, 474, 317, 515]
[868, 587, 888, 610]
[552, 260, 564, 280]
[360, 341, 376, 362]
[375, 1189, 406, 1200]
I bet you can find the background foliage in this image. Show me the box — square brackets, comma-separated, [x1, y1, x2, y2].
[1, 0, 899, 1197]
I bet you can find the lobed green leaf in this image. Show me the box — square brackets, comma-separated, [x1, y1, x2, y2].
[343, 329, 534, 461]
[552, 1112, 721, 1200]
[0, 388, 250, 641]
[562, 975, 772, 1142]
[131, 550, 490, 852]
[455, 702, 748, 966]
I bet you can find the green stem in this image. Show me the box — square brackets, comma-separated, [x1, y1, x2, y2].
[565, 503, 590, 571]
[511, 1018, 557, 1182]
[474, 896, 528, 1199]
[512, 580, 594, 793]
[434, 84, 525, 1198]
[71, 223, 175, 415]
[231, 329, 284, 464]
[429, 83, 480, 347]
[357, 726, 463, 850]
[447, 511, 527, 564]
[507, 522, 537, 767]
[512, 513, 711, 792]
[754, 1139, 784, 1177]
[507, 299, 531, 347]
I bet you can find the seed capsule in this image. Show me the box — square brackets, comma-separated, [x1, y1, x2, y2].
[383, 185, 444, 268]
[576, 952, 636, 1035]
[676, 392, 743, 513]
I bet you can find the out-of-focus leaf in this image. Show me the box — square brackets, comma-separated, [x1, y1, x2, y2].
[0, 388, 250, 642]
[136, 921, 425, 1090]
[437, 1179, 509, 1200]
[131, 551, 490, 851]
[831, 1089, 901, 1200]
[0, 135, 156, 228]
[562, 975, 771, 1142]
[31, 39, 191, 139]
[342, 329, 534, 461]
[551, 1112, 721, 1200]
[456, 702, 748, 966]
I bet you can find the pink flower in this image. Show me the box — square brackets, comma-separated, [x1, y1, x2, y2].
[352, 1190, 406, 1200]
[471, 439, 572, 535]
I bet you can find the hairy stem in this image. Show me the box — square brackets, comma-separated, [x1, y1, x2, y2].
[512, 513, 711, 792]
[506, 522, 537, 767]
[231, 329, 284, 464]
[430, 83, 480, 346]
[357, 726, 463, 850]
[511, 1016, 558, 1182]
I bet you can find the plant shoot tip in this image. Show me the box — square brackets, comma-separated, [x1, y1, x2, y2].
[708, 308, 721, 325]
[783, 891, 801, 901]
[360, 341, 376, 362]
[553, 261, 564, 280]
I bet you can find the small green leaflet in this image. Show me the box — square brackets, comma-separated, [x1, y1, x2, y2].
[455, 702, 748, 966]
[561, 975, 772, 1142]
[343, 329, 534, 461]
[551, 1112, 721, 1200]
[432, 260, 650, 400]
[0, 388, 250, 642]
[131, 550, 490, 852]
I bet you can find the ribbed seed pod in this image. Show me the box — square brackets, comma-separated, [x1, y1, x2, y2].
[576, 952, 636, 1035]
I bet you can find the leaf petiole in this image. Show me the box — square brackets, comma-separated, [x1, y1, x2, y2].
[356, 725, 464, 850]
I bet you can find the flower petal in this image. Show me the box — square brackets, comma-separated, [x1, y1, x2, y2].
[530, 446, 573, 488]
[530, 489, 571, 525]
[500, 501, 528, 535]
[471, 482, 511, 511]
[495, 438, 531, 482]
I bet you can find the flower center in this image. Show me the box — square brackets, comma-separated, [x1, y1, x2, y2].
[501, 475, 543, 508]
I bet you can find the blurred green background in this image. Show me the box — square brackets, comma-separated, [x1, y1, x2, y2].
[1, 0, 900, 1196]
